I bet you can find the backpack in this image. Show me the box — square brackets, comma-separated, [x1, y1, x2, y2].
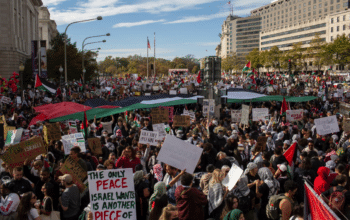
[329, 187, 347, 212]
[266, 194, 292, 220]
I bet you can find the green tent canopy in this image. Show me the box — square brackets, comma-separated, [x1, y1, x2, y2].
[227, 95, 318, 103]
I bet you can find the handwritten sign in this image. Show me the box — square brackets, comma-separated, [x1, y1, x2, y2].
[157, 135, 203, 174]
[139, 130, 158, 146]
[169, 90, 177, 95]
[231, 110, 242, 123]
[315, 116, 340, 135]
[43, 124, 62, 144]
[151, 108, 169, 124]
[240, 104, 250, 125]
[88, 169, 136, 220]
[88, 138, 102, 155]
[343, 119, 350, 132]
[252, 108, 269, 121]
[60, 156, 86, 192]
[152, 124, 167, 141]
[1, 97, 11, 104]
[179, 88, 188, 94]
[1, 136, 46, 168]
[222, 163, 244, 191]
[4, 128, 23, 146]
[256, 136, 268, 152]
[339, 102, 350, 117]
[61, 133, 86, 155]
[286, 110, 303, 122]
[72, 93, 79, 99]
[68, 120, 78, 134]
[173, 115, 191, 127]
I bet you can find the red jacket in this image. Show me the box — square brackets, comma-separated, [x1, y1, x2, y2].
[175, 185, 207, 220]
[314, 166, 330, 195]
[115, 156, 141, 173]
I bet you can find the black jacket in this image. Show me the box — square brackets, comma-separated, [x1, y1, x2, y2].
[8, 178, 33, 195]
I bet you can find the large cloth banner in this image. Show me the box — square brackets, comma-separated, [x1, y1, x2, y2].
[31, 40, 39, 77]
[314, 116, 340, 135]
[88, 169, 136, 220]
[286, 109, 303, 122]
[252, 108, 269, 121]
[157, 135, 203, 174]
[40, 40, 47, 78]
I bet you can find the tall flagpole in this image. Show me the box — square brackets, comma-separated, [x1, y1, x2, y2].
[154, 32, 156, 77]
[147, 37, 149, 78]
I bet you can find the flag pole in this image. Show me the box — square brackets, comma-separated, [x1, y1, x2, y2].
[154, 32, 156, 77]
[147, 37, 149, 78]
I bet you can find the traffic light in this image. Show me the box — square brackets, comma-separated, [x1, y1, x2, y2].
[288, 59, 291, 72]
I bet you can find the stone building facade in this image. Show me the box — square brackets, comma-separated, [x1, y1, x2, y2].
[38, 6, 57, 50]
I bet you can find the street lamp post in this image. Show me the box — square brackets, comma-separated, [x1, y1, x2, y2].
[64, 16, 102, 84]
[82, 40, 106, 90]
[19, 64, 25, 90]
[59, 66, 64, 86]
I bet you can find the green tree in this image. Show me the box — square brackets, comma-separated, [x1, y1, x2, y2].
[287, 42, 305, 72]
[46, 33, 97, 82]
[268, 46, 283, 73]
[306, 33, 326, 72]
[260, 50, 271, 72]
[324, 34, 350, 69]
[221, 53, 242, 74]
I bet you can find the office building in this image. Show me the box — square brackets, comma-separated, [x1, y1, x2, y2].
[218, 15, 261, 58]
[0, 0, 43, 79]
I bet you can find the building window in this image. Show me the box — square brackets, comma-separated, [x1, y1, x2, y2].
[324, 2, 327, 6]
[331, 36, 333, 41]
[343, 15, 346, 21]
[314, 0, 316, 3]
[313, 11, 316, 14]
[337, 26, 339, 31]
[324, 8, 327, 12]
[304, 3, 306, 6]
[309, 1, 311, 5]
[337, 16, 339, 22]
[337, 0, 340, 2]
[304, 8, 306, 11]
[343, 24, 346, 30]
[331, 27, 333, 32]
[299, 9, 302, 13]
[319, 3, 322, 7]
[330, 0, 333, 4]
[330, 6, 333, 10]
[319, 9, 322, 13]
[308, 12, 311, 15]
[337, 4, 340, 8]
[313, 5, 316, 8]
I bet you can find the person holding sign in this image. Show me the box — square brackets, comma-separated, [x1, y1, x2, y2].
[115, 146, 141, 172]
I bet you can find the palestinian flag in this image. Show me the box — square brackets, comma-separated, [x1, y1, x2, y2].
[35, 74, 57, 94]
[280, 97, 289, 116]
[247, 71, 254, 78]
[82, 111, 88, 140]
[197, 71, 202, 84]
[242, 61, 251, 72]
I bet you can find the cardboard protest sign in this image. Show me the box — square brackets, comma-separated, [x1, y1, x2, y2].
[157, 135, 203, 174]
[88, 169, 136, 220]
[256, 136, 268, 152]
[139, 130, 158, 146]
[152, 124, 167, 141]
[1, 136, 46, 168]
[43, 97, 52, 103]
[222, 163, 244, 191]
[173, 115, 191, 127]
[60, 156, 86, 192]
[88, 138, 102, 155]
[286, 110, 304, 122]
[182, 110, 196, 121]
[72, 93, 79, 99]
[179, 88, 188, 94]
[240, 105, 250, 125]
[231, 110, 242, 123]
[315, 116, 340, 135]
[339, 102, 350, 117]
[252, 108, 269, 121]
[43, 124, 62, 144]
[159, 106, 174, 123]
[151, 108, 169, 124]
[343, 119, 350, 132]
[61, 133, 86, 155]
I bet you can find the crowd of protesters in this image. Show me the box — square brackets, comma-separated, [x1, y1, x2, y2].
[0, 72, 349, 220]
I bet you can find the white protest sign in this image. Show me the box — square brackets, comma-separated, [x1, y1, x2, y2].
[252, 108, 269, 121]
[169, 90, 177, 95]
[222, 163, 244, 191]
[88, 168, 136, 220]
[152, 124, 166, 141]
[240, 104, 249, 125]
[145, 93, 151, 96]
[43, 97, 52, 103]
[68, 120, 78, 134]
[286, 109, 303, 122]
[231, 110, 242, 123]
[16, 97, 21, 106]
[315, 116, 340, 135]
[182, 110, 196, 121]
[62, 132, 86, 154]
[157, 135, 203, 174]
[180, 88, 188, 94]
[139, 130, 158, 146]
[1, 97, 11, 104]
